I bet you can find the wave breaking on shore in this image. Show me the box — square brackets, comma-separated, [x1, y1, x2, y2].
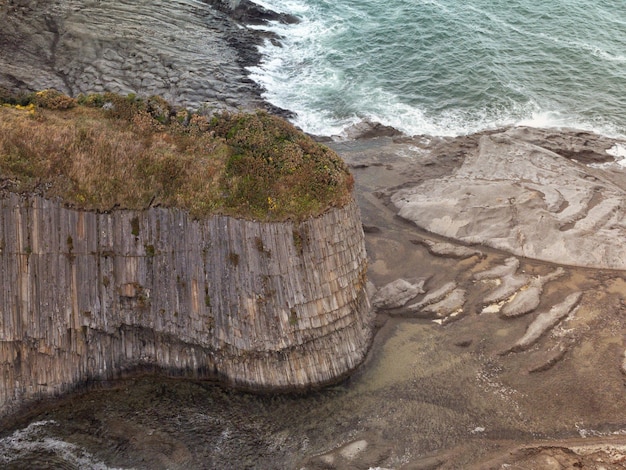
[245, 0, 626, 139]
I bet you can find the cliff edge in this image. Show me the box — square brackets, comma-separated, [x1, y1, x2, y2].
[0, 95, 373, 418]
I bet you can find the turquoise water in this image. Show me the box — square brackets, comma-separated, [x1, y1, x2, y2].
[248, 0, 626, 137]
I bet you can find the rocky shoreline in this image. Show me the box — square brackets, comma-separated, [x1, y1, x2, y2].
[0, 0, 293, 116]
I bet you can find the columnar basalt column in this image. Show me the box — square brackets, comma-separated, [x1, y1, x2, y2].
[0, 194, 373, 418]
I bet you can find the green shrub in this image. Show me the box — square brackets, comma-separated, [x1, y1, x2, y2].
[210, 111, 353, 219]
[33, 89, 76, 110]
[77, 93, 105, 108]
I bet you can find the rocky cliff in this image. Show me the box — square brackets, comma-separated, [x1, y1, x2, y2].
[0, 194, 372, 418]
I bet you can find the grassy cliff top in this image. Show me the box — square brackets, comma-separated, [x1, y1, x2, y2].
[0, 90, 353, 221]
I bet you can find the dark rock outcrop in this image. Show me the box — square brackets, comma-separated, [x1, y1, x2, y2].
[203, 0, 299, 26]
[0, 0, 280, 113]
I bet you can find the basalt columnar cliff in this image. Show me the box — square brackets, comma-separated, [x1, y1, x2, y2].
[0, 96, 373, 419]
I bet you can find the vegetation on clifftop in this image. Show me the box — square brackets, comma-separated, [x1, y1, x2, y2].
[0, 89, 353, 220]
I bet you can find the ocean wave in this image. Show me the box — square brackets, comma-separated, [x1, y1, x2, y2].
[0, 420, 124, 469]
[247, 0, 626, 138]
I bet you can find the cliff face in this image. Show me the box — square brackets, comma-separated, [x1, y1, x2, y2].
[0, 194, 372, 418]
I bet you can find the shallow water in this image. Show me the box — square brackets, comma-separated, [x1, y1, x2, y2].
[0, 318, 530, 469]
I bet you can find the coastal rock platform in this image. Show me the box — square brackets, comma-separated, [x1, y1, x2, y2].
[0, 0, 286, 114]
[391, 126, 626, 269]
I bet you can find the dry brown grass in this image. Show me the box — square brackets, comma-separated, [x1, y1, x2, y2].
[0, 91, 353, 220]
[0, 104, 227, 217]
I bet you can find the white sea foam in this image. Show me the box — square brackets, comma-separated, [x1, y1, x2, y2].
[0, 420, 126, 469]
[250, 0, 309, 15]
[248, 0, 626, 138]
[605, 144, 626, 168]
[607, 144, 626, 159]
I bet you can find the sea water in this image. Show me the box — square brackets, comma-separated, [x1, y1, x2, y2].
[247, 0, 626, 137]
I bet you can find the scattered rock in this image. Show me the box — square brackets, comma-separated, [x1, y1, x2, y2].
[501, 268, 565, 318]
[528, 345, 569, 373]
[406, 281, 457, 312]
[411, 239, 484, 259]
[500, 279, 544, 318]
[400, 455, 447, 470]
[205, 0, 300, 25]
[363, 224, 382, 233]
[507, 292, 582, 353]
[474, 257, 520, 280]
[340, 120, 403, 140]
[421, 288, 467, 319]
[372, 278, 427, 309]
[339, 439, 368, 460]
[308, 438, 392, 469]
[483, 273, 529, 305]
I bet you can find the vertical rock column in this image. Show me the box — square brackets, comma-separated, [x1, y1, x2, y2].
[0, 195, 373, 418]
